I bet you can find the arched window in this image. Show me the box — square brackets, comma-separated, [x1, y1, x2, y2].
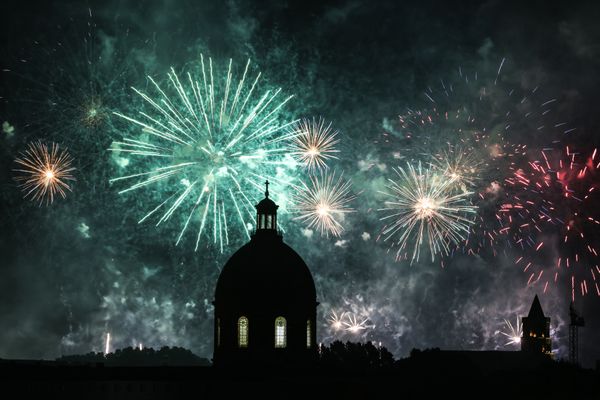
[238, 316, 249, 348]
[274, 317, 286, 348]
[306, 320, 311, 348]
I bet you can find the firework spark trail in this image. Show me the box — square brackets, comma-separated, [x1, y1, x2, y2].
[290, 171, 356, 237]
[500, 146, 600, 299]
[6, 8, 142, 157]
[104, 332, 111, 355]
[109, 55, 299, 251]
[328, 310, 346, 331]
[388, 58, 574, 152]
[378, 162, 478, 263]
[327, 310, 372, 335]
[376, 58, 576, 262]
[430, 145, 481, 192]
[289, 117, 340, 172]
[499, 317, 522, 347]
[13, 141, 76, 205]
[343, 313, 370, 334]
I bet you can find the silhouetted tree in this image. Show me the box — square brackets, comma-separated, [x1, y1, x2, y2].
[318, 341, 394, 368]
[409, 347, 441, 358]
[56, 346, 210, 366]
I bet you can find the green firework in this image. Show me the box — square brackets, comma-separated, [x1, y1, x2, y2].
[109, 55, 299, 252]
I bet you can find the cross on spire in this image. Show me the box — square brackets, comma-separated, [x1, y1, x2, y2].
[265, 180, 270, 198]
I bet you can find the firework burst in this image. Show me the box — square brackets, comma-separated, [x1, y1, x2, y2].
[381, 59, 575, 155]
[499, 317, 522, 347]
[327, 309, 372, 336]
[500, 146, 600, 300]
[6, 10, 142, 155]
[327, 310, 346, 331]
[430, 146, 481, 192]
[376, 59, 572, 262]
[13, 141, 76, 205]
[290, 171, 356, 237]
[289, 117, 340, 171]
[109, 55, 298, 252]
[342, 313, 370, 334]
[378, 162, 478, 263]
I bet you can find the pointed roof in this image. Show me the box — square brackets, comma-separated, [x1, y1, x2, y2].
[527, 295, 546, 318]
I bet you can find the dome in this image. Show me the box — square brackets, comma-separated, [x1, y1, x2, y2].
[255, 196, 278, 214]
[215, 234, 316, 309]
[212, 180, 318, 367]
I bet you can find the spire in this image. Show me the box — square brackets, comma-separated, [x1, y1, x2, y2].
[527, 295, 546, 318]
[265, 180, 270, 198]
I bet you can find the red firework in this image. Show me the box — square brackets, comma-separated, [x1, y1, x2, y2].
[499, 146, 600, 300]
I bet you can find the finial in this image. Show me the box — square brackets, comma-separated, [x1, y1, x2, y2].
[265, 180, 270, 198]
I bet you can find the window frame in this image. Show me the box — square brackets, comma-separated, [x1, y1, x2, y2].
[238, 316, 249, 348]
[274, 316, 287, 348]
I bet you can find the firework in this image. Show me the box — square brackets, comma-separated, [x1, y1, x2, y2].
[375, 59, 573, 262]
[378, 162, 478, 263]
[104, 332, 111, 355]
[289, 117, 340, 171]
[342, 312, 370, 334]
[13, 141, 76, 205]
[290, 171, 356, 237]
[7, 10, 141, 154]
[382, 59, 575, 154]
[430, 145, 481, 192]
[499, 317, 522, 347]
[327, 309, 372, 335]
[328, 310, 346, 331]
[500, 146, 600, 299]
[109, 55, 298, 251]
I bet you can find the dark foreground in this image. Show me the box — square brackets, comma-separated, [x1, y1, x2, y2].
[1, 352, 599, 399]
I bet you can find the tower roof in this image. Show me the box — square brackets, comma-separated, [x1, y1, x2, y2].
[527, 295, 546, 319]
[255, 180, 278, 214]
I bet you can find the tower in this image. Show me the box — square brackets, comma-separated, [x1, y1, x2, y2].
[520, 295, 551, 356]
[568, 302, 585, 365]
[213, 181, 318, 367]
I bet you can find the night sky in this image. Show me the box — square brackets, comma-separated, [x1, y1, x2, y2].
[1, 0, 600, 367]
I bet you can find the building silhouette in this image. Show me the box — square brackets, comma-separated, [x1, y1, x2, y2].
[212, 181, 318, 367]
[521, 295, 551, 356]
[569, 301, 585, 365]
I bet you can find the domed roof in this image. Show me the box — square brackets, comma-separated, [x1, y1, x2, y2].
[255, 180, 278, 214]
[215, 234, 316, 307]
[256, 196, 278, 214]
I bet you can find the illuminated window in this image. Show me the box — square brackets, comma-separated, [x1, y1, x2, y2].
[238, 316, 249, 348]
[306, 320, 311, 348]
[275, 317, 286, 348]
[217, 318, 221, 347]
[266, 215, 272, 229]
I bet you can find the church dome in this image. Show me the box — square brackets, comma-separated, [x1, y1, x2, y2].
[212, 180, 318, 367]
[215, 234, 316, 308]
